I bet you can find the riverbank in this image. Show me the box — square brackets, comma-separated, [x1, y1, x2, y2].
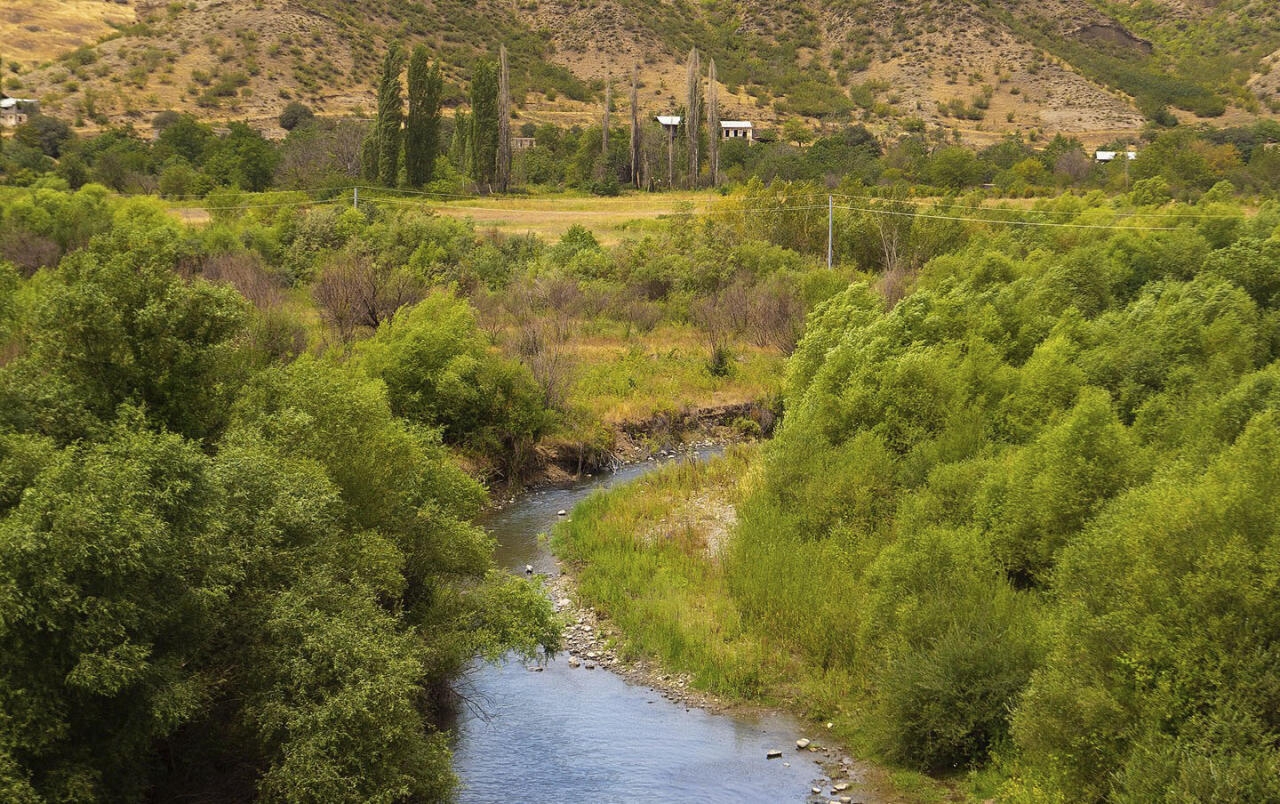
[485, 400, 777, 501]
[548, 445, 934, 803]
[543, 569, 895, 803]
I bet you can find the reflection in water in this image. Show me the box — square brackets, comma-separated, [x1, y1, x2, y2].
[452, 450, 831, 803]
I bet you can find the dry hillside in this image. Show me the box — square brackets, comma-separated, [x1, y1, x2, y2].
[1, 0, 1276, 145]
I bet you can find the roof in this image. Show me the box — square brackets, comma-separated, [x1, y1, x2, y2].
[720, 120, 752, 128]
[1095, 150, 1137, 161]
[0, 98, 37, 109]
[656, 115, 681, 126]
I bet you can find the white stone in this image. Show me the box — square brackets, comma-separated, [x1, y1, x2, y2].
[796, 738, 811, 750]
[766, 749, 782, 759]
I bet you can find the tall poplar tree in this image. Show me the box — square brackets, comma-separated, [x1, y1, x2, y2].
[470, 60, 499, 189]
[406, 45, 442, 187]
[685, 47, 701, 189]
[497, 46, 512, 193]
[451, 109, 472, 178]
[375, 43, 406, 187]
[600, 82, 611, 181]
[630, 68, 641, 188]
[707, 57, 720, 187]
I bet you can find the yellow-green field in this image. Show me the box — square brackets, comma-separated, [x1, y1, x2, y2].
[432, 191, 717, 245]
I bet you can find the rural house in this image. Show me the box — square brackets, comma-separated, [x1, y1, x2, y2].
[0, 97, 39, 128]
[720, 121, 753, 142]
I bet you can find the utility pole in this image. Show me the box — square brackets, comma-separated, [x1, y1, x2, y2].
[827, 195, 833, 269]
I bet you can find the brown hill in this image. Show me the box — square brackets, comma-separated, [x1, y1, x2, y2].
[2, 0, 1275, 146]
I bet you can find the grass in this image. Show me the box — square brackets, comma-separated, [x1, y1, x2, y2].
[552, 444, 791, 699]
[551, 445, 953, 801]
[0, 1, 130, 68]
[562, 322, 784, 424]
[434, 190, 716, 245]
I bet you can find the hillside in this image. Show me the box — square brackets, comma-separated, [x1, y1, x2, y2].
[1, 0, 1277, 144]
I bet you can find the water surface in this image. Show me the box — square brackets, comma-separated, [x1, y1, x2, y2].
[453, 451, 834, 802]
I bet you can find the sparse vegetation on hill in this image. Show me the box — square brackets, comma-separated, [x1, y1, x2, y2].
[2, 0, 1277, 144]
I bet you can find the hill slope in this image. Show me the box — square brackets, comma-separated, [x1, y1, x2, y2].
[2, 0, 1276, 144]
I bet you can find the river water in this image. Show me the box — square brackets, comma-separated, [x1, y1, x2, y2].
[451, 452, 837, 802]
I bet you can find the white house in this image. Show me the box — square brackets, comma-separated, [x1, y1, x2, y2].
[1095, 150, 1137, 162]
[0, 97, 39, 128]
[720, 120, 753, 142]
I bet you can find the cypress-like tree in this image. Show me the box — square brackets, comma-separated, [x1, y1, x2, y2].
[405, 45, 442, 187]
[707, 58, 720, 187]
[685, 47, 701, 189]
[630, 68, 641, 188]
[374, 43, 406, 187]
[470, 60, 499, 189]
[451, 109, 472, 178]
[496, 46, 512, 193]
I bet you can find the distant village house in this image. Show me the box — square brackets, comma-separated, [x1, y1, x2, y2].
[0, 97, 39, 128]
[1095, 150, 1137, 162]
[511, 136, 536, 151]
[720, 121, 753, 142]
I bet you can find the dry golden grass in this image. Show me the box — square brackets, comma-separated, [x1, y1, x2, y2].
[433, 191, 717, 245]
[0, 0, 132, 67]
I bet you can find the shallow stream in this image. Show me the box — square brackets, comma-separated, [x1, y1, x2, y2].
[451, 451, 836, 802]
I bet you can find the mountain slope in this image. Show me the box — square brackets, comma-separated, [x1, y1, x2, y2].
[2, 0, 1276, 144]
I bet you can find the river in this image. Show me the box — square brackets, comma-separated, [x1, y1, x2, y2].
[451, 451, 842, 802]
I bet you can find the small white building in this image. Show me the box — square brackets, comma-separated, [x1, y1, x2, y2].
[1095, 150, 1137, 162]
[720, 120, 754, 142]
[656, 114, 682, 129]
[0, 97, 39, 128]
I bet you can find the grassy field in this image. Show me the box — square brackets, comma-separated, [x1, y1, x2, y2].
[560, 322, 784, 425]
[432, 191, 716, 245]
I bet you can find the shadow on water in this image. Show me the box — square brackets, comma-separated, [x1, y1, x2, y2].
[450, 447, 835, 803]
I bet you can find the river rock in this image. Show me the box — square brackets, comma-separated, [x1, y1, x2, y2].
[524, 564, 533, 574]
[811, 788, 821, 795]
[557, 509, 567, 516]
[766, 749, 782, 759]
[585, 662, 596, 670]
[833, 782, 849, 792]
[796, 738, 811, 750]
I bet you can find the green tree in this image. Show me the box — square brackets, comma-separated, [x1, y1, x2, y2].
[0, 199, 248, 443]
[374, 43, 406, 187]
[13, 115, 72, 158]
[405, 46, 442, 187]
[201, 122, 279, 192]
[356, 292, 553, 482]
[0, 415, 235, 801]
[470, 60, 499, 188]
[277, 101, 314, 132]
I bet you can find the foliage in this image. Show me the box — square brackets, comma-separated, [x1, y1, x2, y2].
[469, 60, 499, 188]
[0, 191, 559, 801]
[374, 43, 405, 187]
[405, 46, 443, 188]
[356, 291, 553, 482]
[277, 101, 314, 132]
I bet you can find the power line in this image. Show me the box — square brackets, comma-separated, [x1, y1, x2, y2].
[830, 203, 1181, 231]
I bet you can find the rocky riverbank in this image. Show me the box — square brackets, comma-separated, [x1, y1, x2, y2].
[539, 571, 896, 804]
